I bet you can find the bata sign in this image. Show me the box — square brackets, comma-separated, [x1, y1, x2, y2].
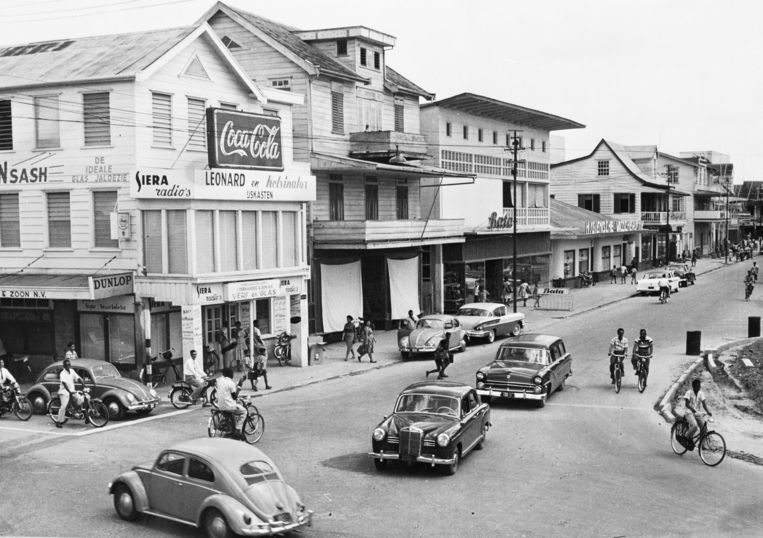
[584, 220, 644, 234]
[206, 108, 283, 171]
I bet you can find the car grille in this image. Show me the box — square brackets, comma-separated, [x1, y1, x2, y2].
[273, 513, 292, 523]
[485, 381, 533, 391]
[399, 427, 422, 460]
[386, 434, 399, 445]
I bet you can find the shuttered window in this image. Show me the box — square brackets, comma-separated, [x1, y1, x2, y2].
[93, 191, 118, 248]
[167, 210, 187, 274]
[219, 210, 237, 272]
[394, 97, 404, 132]
[152, 92, 172, 147]
[241, 211, 257, 269]
[329, 179, 344, 221]
[365, 177, 378, 220]
[0, 100, 12, 151]
[47, 192, 70, 247]
[83, 92, 111, 146]
[396, 182, 409, 220]
[195, 210, 214, 274]
[281, 212, 297, 267]
[0, 193, 20, 247]
[142, 210, 162, 273]
[187, 97, 206, 151]
[260, 211, 277, 269]
[35, 95, 60, 149]
[331, 91, 344, 134]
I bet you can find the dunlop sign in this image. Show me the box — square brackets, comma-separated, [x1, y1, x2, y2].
[88, 272, 134, 300]
[206, 108, 283, 171]
[584, 220, 643, 235]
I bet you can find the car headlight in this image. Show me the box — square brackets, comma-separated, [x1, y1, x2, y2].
[474, 324, 484, 331]
[476, 371, 485, 381]
[436, 433, 450, 447]
[399, 336, 409, 347]
[373, 428, 386, 441]
[125, 393, 136, 403]
[532, 375, 543, 385]
[149, 388, 157, 398]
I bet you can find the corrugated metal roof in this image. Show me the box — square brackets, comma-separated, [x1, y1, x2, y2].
[385, 66, 434, 99]
[0, 27, 195, 89]
[421, 92, 584, 132]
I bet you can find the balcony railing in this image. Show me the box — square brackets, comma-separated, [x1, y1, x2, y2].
[641, 211, 686, 224]
[312, 218, 464, 247]
[491, 207, 549, 228]
[349, 131, 429, 160]
[693, 210, 736, 221]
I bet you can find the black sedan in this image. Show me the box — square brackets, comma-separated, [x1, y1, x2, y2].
[27, 359, 159, 420]
[369, 381, 490, 475]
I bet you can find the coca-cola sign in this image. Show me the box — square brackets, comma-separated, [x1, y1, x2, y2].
[206, 108, 284, 171]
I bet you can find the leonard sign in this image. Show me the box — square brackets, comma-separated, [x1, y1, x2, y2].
[206, 108, 283, 171]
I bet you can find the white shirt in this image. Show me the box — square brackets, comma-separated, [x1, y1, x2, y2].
[683, 388, 706, 413]
[65, 349, 78, 361]
[59, 368, 82, 395]
[658, 278, 669, 288]
[215, 376, 239, 411]
[184, 353, 204, 379]
[0, 367, 17, 386]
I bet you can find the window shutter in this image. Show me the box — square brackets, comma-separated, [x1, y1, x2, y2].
[394, 98, 404, 132]
[152, 92, 172, 146]
[331, 91, 344, 134]
[83, 92, 111, 146]
[594, 194, 600, 213]
[142, 210, 162, 272]
[35, 95, 60, 149]
[187, 98, 206, 150]
[167, 210, 187, 273]
[47, 192, 70, 247]
[0, 193, 20, 247]
[195, 210, 214, 273]
[0, 100, 12, 151]
[93, 191, 118, 247]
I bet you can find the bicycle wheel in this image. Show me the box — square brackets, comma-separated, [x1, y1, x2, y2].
[208, 388, 218, 408]
[637, 369, 647, 393]
[699, 431, 726, 466]
[670, 422, 688, 455]
[48, 396, 68, 425]
[13, 397, 33, 421]
[242, 412, 265, 444]
[208, 412, 225, 438]
[170, 387, 192, 409]
[274, 346, 286, 366]
[87, 400, 110, 428]
[614, 367, 622, 393]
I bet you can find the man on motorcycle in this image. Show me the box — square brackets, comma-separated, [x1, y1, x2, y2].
[608, 328, 629, 384]
[744, 271, 755, 302]
[57, 359, 83, 428]
[658, 276, 670, 301]
[184, 349, 208, 405]
[0, 359, 19, 404]
[216, 367, 245, 439]
[631, 329, 653, 375]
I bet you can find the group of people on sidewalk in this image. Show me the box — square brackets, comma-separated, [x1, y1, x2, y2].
[342, 315, 376, 363]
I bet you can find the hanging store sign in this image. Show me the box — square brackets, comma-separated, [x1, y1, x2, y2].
[206, 108, 283, 171]
[195, 283, 224, 305]
[583, 220, 643, 235]
[88, 272, 134, 299]
[77, 295, 134, 313]
[195, 169, 315, 201]
[131, 169, 192, 199]
[486, 211, 513, 230]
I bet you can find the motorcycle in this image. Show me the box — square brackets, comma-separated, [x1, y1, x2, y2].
[274, 331, 296, 366]
[139, 348, 175, 387]
[47, 384, 109, 428]
[169, 374, 218, 409]
[207, 395, 265, 444]
[0, 383, 33, 421]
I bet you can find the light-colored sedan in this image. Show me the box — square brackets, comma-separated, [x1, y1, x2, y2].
[455, 302, 525, 344]
[398, 314, 467, 359]
[636, 270, 681, 295]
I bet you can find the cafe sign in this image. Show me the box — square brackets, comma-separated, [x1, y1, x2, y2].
[584, 220, 643, 235]
[206, 108, 283, 171]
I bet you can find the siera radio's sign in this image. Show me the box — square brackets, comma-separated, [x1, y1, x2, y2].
[206, 108, 283, 171]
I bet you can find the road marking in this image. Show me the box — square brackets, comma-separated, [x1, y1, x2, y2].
[73, 408, 194, 436]
[547, 402, 651, 412]
[0, 425, 71, 436]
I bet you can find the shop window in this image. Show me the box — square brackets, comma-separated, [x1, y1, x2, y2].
[0, 193, 20, 247]
[281, 211, 297, 267]
[578, 248, 589, 274]
[151, 92, 172, 147]
[464, 262, 485, 302]
[241, 211, 257, 269]
[563, 250, 575, 278]
[151, 309, 182, 358]
[614, 193, 636, 214]
[219, 210, 237, 272]
[365, 177, 378, 220]
[329, 178, 344, 221]
[47, 192, 71, 247]
[187, 97, 206, 151]
[80, 312, 136, 365]
[93, 191, 118, 248]
[260, 211, 277, 269]
[0, 99, 12, 150]
[578, 193, 600, 213]
[83, 92, 110, 146]
[602, 245, 611, 271]
[396, 180, 409, 220]
[255, 299, 271, 335]
[35, 95, 60, 149]
[195, 210, 214, 273]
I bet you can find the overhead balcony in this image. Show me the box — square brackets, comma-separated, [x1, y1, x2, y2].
[312, 218, 464, 250]
[693, 209, 738, 222]
[349, 131, 429, 161]
[641, 211, 687, 226]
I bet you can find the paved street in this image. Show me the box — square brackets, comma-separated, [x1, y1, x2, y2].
[2, 258, 763, 537]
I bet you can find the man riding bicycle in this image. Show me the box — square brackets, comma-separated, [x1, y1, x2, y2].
[682, 378, 712, 445]
[608, 328, 629, 384]
[631, 329, 653, 375]
[658, 276, 670, 301]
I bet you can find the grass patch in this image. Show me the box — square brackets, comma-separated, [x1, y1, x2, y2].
[729, 341, 763, 413]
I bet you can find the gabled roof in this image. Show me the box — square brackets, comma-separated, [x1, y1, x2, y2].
[385, 66, 434, 100]
[199, 2, 368, 84]
[421, 92, 584, 131]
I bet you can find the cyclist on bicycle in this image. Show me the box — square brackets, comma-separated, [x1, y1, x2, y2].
[216, 367, 245, 440]
[658, 276, 670, 301]
[608, 328, 629, 384]
[631, 329, 653, 375]
[682, 379, 712, 443]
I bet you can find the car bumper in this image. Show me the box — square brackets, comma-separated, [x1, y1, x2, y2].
[477, 387, 544, 401]
[125, 398, 160, 411]
[238, 512, 313, 536]
[466, 330, 490, 339]
[368, 451, 457, 465]
[399, 346, 436, 354]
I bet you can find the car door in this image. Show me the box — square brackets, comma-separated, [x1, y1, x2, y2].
[147, 451, 188, 519]
[446, 319, 459, 349]
[547, 344, 561, 391]
[493, 306, 508, 336]
[41, 366, 63, 395]
[74, 367, 98, 397]
[180, 457, 220, 522]
[458, 394, 478, 450]
[556, 340, 572, 381]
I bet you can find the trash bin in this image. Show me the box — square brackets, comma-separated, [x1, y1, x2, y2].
[748, 317, 761, 338]
[686, 331, 701, 356]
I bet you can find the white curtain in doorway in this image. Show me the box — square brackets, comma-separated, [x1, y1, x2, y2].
[321, 261, 363, 332]
[387, 256, 420, 320]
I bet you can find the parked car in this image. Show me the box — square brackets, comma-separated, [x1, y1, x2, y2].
[370, 381, 490, 475]
[455, 302, 525, 344]
[475, 334, 572, 408]
[667, 264, 696, 287]
[398, 314, 467, 359]
[109, 438, 313, 537]
[27, 358, 159, 420]
[636, 270, 681, 294]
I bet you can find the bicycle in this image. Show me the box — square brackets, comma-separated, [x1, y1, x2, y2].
[273, 331, 295, 366]
[670, 415, 726, 466]
[207, 395, 265, 444]
[634, 353, 651, 393]
[659, 287, 670, 304]
[611, 352, 625, 393]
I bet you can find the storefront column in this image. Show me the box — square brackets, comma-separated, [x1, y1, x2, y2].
[181, 304, 204, 372]
[135, 299, 148, 374]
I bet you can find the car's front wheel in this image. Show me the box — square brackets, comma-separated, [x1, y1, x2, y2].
[104, 398, 125, 421]
[442, 448, 460, 475]
[486, 330, 496, 344]
[204, 508, 234, 538]
[113, 483, 139, 521]
[511, 323, 521, 337]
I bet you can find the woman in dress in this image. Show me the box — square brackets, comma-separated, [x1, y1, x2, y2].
[343, 315, 357, 361]
[360, 319, 377, 363]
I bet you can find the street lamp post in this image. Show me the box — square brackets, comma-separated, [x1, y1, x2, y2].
[725, 179, 730, 264]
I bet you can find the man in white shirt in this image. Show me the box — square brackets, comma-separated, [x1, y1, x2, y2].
[184, 350, 209, 404]
[682, 378, 712, 441]
[216, 367, 245, 436]
[64, 342, 79, 361]
[0, 359, 19, 404]
[57, 359, 83, 428]
[657, 276, 670, 300]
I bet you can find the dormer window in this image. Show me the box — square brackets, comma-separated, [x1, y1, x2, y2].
[271, 79, 291, 91]
[373, 51, 380, 69]
[337, 39, 347, 56]
[221, 36, 241, 50]
[360, 47, 367, 67]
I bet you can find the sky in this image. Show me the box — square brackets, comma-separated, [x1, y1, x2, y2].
[1, 0, 762, 181]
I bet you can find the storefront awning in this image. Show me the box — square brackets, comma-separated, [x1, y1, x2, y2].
[0, 272, 134, 300]
[311, 152, 475, 180]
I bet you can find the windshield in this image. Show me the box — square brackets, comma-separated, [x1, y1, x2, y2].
[644, 273, 664, 280]
[416, 318, 443, 330]
[395, 393, 459, 416]
[494, 346, 549, 366]
[90, 362, 121, 379]
[457, 308, 490, 317]
[240, 460, 280, 486]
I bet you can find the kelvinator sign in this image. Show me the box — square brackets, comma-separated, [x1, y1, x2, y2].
[206, 108, 283, 171]
[583, 220, 643, 234]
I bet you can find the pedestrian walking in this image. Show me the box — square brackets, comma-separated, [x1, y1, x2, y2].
[502, 277, 513, 305]
[343, 315, 357, 361]
[477, 285, 489, 303]
[359, 320, 376, 363]
[691, 250, 697, 268]
[610, 266, 617, 284]
[214, 322, 232, 370]
[630, 266, 637, 284]
[751, 261, 759, 282]
[518, 280, 530, 307]
[425, 335, 452, 379]
[232, 321, 245, 371]
[620, 264, 627, 284]
[64, 341, 79, 361]
[531, 282, 541, 309]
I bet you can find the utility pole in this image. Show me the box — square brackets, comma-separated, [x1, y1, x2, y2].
[665, 183, 672, 264]
[505, 131, 521, 314]
[725, 178, 730, 264]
